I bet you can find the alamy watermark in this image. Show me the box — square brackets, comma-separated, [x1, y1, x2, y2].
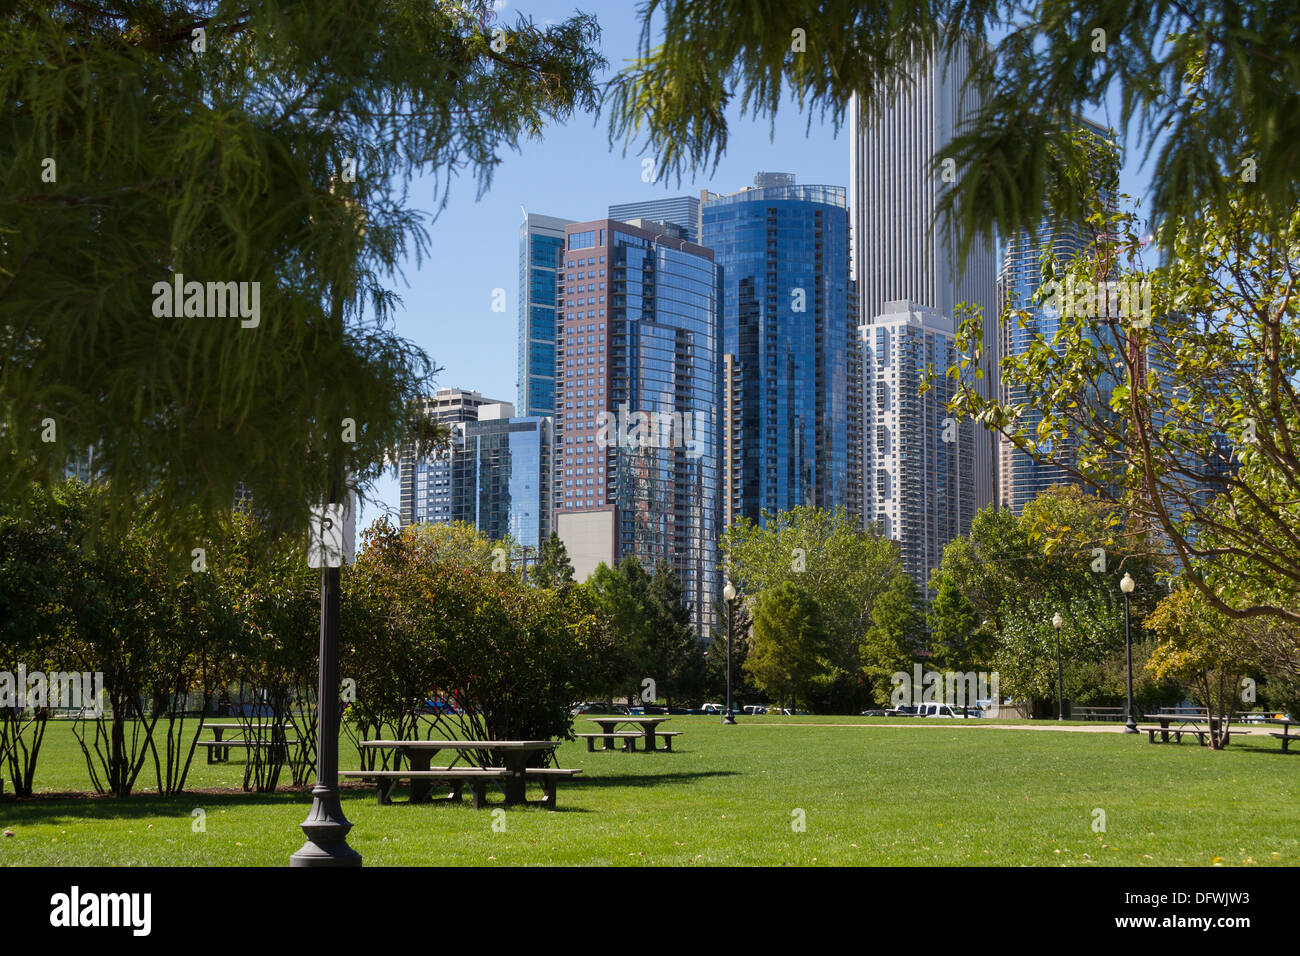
[594, 403, 702, 458]
[151, 273, 260, 328]
[0, 667, 104, 716]
[1040, 276, 1152, 327]
[891, 664, 1000, 716]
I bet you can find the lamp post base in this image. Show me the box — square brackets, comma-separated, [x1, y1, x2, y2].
[1124, 720, 1139, 734]
[722, 713, 737, 725]
[290, 786, 361, 867]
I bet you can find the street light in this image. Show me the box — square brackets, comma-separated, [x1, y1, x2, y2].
[721, 580, 738, 725]
[1051, 612, 1065, 721]
[291, 291, 361, 868]
[1120, 572, 1138, 734]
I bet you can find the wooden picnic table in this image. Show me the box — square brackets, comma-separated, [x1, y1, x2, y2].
[359, 739, 558, 805]
[585, 716, 673, 752]
[1142, 713, 1230, 745]
[1266, 719, 1298, 753]
[198, 722, 296, 763]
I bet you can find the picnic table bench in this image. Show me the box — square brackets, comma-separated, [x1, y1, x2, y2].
[197, 723, 297, 763]
[1267, 720, 1298, 753]
[584, 716, 679, 752]
[352, 740, 578, 809]
[339, 767, 508, 807]
[1141, 713, 1230, 746]
[576, 731, 641, 752]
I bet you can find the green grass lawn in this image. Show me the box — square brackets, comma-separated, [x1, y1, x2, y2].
[2, 716, 1297, 866]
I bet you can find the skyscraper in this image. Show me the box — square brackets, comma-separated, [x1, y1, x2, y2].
[607, 195, 702, 244]
[458, 404, 551, 551]
[849, 42, 998, 513]
[863, 301, 975, 589]
[517, 213, 572, 418]
[553, 218, 721, 636]
[399, 387, 509, 527]
[997, 118, 1115, 513]
[701, 177, 860, 526]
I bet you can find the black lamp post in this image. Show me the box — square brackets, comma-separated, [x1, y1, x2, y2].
[1120, 572, 1138, 733]
[1052, 612, 1065, 721]
[291, 269, 361, 867]
[722, 580, 737, 725]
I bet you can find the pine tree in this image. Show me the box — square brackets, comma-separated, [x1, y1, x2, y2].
[644, 560, 705, 709]
[530, 532, 576, 589]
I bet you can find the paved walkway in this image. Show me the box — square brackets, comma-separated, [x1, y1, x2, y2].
[749, 721, 1281, 735]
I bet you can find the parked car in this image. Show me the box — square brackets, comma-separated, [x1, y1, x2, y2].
[860, 708, 889, 717]
[885, 704, 917, 717]
[570, 701, 631, 715]
[743, 705, 770, 715]
[916, 702, 965, 718]
[702, 702, 726, 714]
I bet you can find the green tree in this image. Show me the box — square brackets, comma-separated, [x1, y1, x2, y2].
[948, 138, 1300, 629]
[583, 557, 654, 701]
[643, 560, 706, 709]
[926, 577, 985, 672]
[531, 532, 576, 589]
[860, 575, 927, 706]
[217, 509, 319, 790]
[0, 482, 86, 795]
[744, 581, 832, 711]
[721, 506, 903, 711]
[1145, 587, 1268, 748]
[2, 1, 605, 538]
[934, 487, 1166, 713]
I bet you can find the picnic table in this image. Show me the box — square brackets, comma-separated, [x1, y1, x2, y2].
[1267, 719, 1298, 753]
[350, 739, 567, 807]
[196, 722, 296, 763]
[1141, 713, 1230, 746]
[581, 716, 679, 752]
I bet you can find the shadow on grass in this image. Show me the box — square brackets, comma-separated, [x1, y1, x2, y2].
[1226, 743, 1299, 757]
[569, 769, 740, 789]
[0, 787, 313, 826]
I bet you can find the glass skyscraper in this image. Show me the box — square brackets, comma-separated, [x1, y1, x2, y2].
[459, 412, 551, 550]
[517, 213, 571, 417]
[399, 388, 508, 527]
[996, 118, 1114, 513]
[701, 179, 860, 526]
[553, 219, 721, 636]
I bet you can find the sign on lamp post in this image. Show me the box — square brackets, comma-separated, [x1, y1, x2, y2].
[292, 488, 360, 867]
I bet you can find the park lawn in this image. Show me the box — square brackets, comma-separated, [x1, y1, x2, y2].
[1, 717, 1296, 866]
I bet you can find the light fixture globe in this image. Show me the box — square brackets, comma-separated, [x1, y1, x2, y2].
[1052, 612, 1063, 630]
[1120, 572, 1135, 594]
[723, 581, 736, 602]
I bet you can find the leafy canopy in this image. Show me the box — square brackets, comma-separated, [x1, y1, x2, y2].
[1, 1, 605, 539]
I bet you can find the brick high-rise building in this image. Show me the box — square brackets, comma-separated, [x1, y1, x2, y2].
[552, 219, 721, 636]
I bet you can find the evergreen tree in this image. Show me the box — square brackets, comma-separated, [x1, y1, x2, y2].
[745, 581, 832, 711]
[530, 532, 576, 590]
[584, 557, 652, 702]
[644, 560, 705, 709]
[926, 577, 984, 672]
[860, 575, 927, 706]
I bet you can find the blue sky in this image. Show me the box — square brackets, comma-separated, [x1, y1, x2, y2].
[361, 1, 1153, 523]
